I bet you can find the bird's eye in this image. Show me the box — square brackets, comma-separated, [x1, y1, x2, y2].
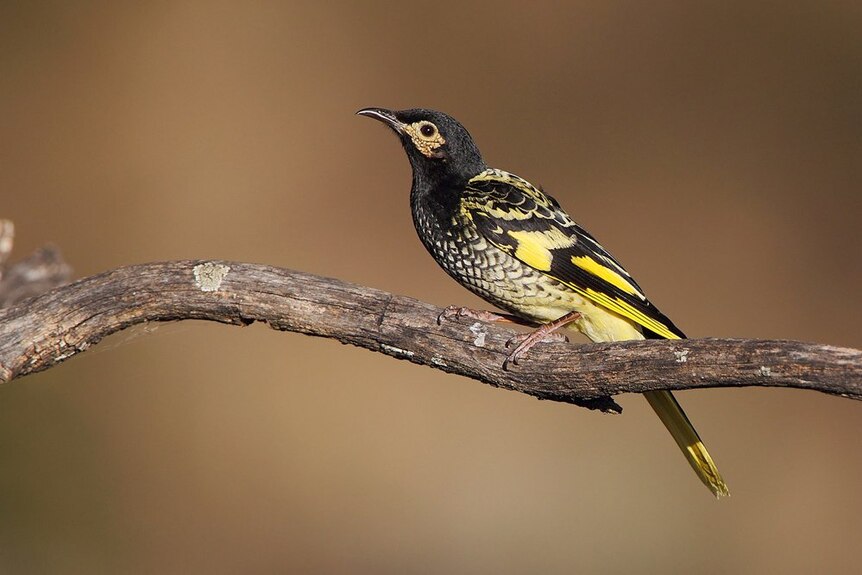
[419, 122, 437, 138]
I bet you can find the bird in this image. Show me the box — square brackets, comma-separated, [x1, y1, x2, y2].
[357, 106, 729, 498]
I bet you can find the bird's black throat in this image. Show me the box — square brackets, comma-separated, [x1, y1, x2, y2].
[410, 172, 465, 246]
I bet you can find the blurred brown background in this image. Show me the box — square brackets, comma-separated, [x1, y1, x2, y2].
[2, 1, 861, 573]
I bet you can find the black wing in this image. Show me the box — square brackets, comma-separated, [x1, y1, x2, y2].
[461, 169, 686, 339]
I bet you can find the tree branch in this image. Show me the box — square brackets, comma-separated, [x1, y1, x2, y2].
[1, 259, 859, 413]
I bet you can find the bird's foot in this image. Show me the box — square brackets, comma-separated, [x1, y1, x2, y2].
[504, 332, 570, 366]
[502, 311, 581, 370]
[437, 305, 526, 326]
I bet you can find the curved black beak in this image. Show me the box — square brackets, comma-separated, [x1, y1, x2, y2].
[356, 107, 406, 134]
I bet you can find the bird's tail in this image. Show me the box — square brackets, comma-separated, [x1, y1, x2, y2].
[643, 389, 730, 498]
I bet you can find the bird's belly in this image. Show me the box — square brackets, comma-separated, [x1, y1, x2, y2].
[428, 232, 561, 308]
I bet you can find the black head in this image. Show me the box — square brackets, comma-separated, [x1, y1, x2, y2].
[357, 107, 486, 188]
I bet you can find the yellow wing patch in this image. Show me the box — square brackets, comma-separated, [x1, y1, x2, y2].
[581, 287, 681, 340]
[506, 228, 577, 272]
[571, 255, 646, 300]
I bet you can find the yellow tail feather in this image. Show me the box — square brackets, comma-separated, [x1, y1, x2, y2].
[643, 390, 730, 498]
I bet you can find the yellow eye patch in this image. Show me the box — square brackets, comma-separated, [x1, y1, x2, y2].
[404, 121, 446, 158]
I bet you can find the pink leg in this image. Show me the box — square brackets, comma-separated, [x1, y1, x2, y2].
[503, 311, 581, 369]
[437, 305, 531, 326]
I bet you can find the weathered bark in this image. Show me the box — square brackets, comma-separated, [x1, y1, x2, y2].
[1, 259, 858, 413]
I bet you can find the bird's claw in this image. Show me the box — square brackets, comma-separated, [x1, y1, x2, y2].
[437, 305, 507, 326]
[503, 331, 569, 369]
[501, 311, 580, 370]
[504, 332, 569, 348]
